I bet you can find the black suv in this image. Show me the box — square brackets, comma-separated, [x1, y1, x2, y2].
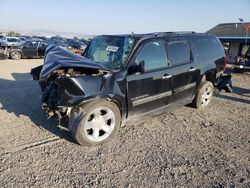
[9, 39, 48, 60]
[31, 32, 226, 146]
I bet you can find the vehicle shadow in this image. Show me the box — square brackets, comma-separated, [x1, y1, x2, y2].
[233, 86, 250, 98]
[0, 72, 74, 143]
[215, 91, 250, 105]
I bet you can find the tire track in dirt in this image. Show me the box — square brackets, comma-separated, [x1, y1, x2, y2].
[2, 136, 63, 154]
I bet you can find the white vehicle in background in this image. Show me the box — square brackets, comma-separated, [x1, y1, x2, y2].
[0, 36, 9, 59]
[6, 37, 22, 46]
[0, 35, 7, 47]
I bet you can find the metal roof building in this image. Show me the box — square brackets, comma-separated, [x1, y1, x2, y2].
[207, 22, 250, 63]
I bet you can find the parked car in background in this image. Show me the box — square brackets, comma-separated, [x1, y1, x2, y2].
[6, 37, 22, 46]
[234, 48, 250, 73]
[0, 36, 9, 59]
[19, 37, 27, 41]
[0, 35, 7, 47]
[9, 39, 48, 60]
[79, 38, 91, 45]
[31, 32, 226, 146]
[20, 35, 32, 40]
[48, 38, 69, 47]
[66, 39, 87, 49]
[0, 35, 7, 42]
[32, 36, 51, 41]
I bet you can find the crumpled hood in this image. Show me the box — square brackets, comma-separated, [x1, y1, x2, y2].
[40, 45, 109, 80]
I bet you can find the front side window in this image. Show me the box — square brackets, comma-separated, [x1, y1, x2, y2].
[135, 41, 168, 71]
[166, 40, 191, 66]
[85, 36, 135, 70]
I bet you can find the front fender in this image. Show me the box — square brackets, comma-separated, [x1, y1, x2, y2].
[54, 74, 127, 120]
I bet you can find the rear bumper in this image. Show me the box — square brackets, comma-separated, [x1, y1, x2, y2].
[234, 65, 250, 70]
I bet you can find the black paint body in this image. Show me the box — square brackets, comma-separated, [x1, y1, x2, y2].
[31, 32, 225, 124]
[11, 40, 48, 58]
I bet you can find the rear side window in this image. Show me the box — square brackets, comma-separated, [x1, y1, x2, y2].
[166, 40, 191, 66]
[192, 37, 224, 58]
[24, 41, 39, 48]
[40, 42, 48, 47]
[135, 41, 168, 71]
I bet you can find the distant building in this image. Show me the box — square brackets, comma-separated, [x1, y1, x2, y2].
[0, 32, 8, 36]
[207, 22, 250, 63]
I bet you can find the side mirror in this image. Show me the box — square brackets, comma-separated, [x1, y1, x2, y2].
[128, 60, 145, 75]
[138, 60, 145, 72]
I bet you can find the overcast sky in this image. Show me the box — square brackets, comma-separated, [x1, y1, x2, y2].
[0, 0, 250, 35]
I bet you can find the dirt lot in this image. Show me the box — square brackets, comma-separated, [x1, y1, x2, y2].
[0, 59, 249, 187]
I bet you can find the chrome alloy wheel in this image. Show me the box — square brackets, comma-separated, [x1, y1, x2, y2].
[83, 107, 115, 142]
[200, 86, 213, 107]
[11, 51, 21, 59]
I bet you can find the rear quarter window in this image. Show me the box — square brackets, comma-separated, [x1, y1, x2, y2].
[192, 37, 224, 58]
[166, 40, 191, 66]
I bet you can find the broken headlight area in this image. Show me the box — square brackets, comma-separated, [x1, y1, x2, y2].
[40, 78, 83, 118]
[39, 69, 106, 120]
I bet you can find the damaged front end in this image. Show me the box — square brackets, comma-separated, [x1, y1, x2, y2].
[31, 46, 111, 125]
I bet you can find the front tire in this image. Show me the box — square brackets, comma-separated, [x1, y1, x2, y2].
[10, 50, 22, 60]
[0, 48, 9, 59]
[70, 100, 121, 146]
[191, 81, 214, 109]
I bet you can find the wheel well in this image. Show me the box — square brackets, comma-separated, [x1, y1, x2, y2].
[201, 69, 217, 85]
[79, 97, 125, 122]
[107, 98, 126, 120]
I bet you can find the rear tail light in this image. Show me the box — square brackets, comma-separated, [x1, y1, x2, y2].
[223, 55, 227, 71]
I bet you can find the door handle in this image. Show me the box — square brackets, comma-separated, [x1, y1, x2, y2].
[189, 67, 197, 72]
[162, 75, 172, 79]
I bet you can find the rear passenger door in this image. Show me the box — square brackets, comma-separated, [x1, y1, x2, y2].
[165, 38, 200, 103]
[38, 42, 48, 56]
[22, 41, 39, 57]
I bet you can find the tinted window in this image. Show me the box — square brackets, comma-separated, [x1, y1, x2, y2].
[192, 37, 224, 58]
[0, 36, 6, 40]
[24, 41, 39, 48]
[7, 38, 19, 42]
[40, 42, 48, 48]
[166, 40, 191, 66]
[135, 41, 167, 71]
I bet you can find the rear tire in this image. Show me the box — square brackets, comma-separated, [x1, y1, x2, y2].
[70, 100, 121, 146]
[190, 81, 214, 109]
[10, 50, 22, 60]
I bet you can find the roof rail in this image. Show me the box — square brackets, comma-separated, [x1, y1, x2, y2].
[147, 32, 173, 36]
[174, 31, 196, 34]
[148, 31, 197, 36]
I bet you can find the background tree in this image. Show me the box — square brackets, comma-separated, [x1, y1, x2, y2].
[7, 31, 21, 37]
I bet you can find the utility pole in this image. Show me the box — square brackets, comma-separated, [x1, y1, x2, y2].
[239, 18, 249, 55]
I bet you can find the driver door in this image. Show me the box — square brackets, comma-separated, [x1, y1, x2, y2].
[126, 40, 173, 116]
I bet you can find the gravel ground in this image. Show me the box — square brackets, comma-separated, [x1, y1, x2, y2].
[0, 59, 249, 187]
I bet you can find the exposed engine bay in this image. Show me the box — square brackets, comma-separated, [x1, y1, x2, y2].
[31, 46, 113, 127]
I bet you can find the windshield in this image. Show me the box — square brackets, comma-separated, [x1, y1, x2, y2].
[7, 38, 20, 42]
[85, 35, 135, 70]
